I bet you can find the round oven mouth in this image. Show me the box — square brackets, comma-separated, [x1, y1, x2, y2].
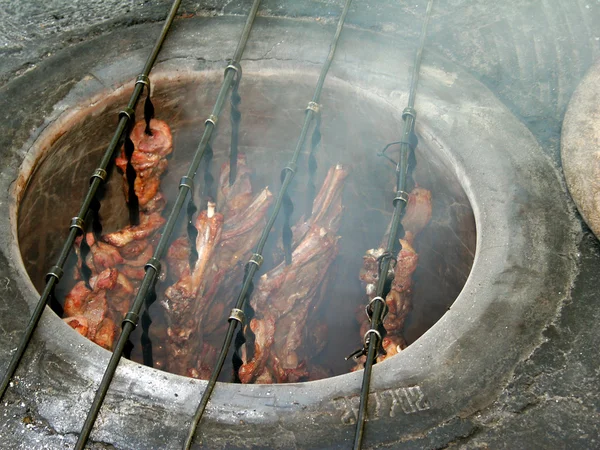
[0, 16, 578, 449]
[15, 68, 477, 382]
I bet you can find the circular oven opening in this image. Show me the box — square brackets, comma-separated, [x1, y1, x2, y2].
[16, 70, 475, 382]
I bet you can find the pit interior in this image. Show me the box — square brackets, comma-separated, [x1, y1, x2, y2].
[17, 71, 476, 380]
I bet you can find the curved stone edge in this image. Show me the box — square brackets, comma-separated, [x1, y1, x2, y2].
[561, 57, 600, 240]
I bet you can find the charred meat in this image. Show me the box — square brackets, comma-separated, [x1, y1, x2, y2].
[355, 187, 432, 368]
[161, 155, 273, 377]
[239, 165, 348, 383]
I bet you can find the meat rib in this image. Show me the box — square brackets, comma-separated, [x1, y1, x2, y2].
[162, 155, 273, 378]
[102, 212, 165, 248]
[162, 203, 224, 375]
[241, 225, 340, 383]
[240, 165, 348, 383]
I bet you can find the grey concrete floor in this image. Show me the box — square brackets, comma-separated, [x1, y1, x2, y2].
[1, 0, 600, 448]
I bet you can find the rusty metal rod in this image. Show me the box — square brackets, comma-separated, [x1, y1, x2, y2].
[183, 0, 353, 447]
[74, 1, 262, 448]
[0, 0, 183, 404]
[352, 1, 434, 448]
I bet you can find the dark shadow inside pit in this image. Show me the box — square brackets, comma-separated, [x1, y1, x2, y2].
[17, 71, 475, 380]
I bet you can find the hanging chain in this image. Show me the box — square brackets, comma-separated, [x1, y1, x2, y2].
[141, 285, 158, 367]
[79, 168, 106, 287]
[183, 1, 353, 447]
[73, 1, 263, 448]
[139, 74, 155, 136]
[305, 102, 322, 217]
[231, 259, 257, 382]
[281, 167, 295, 265]
[123, 109, 140, 225]
[224, 61, 256, 378]
[351, 1, 434, 449]
[228, 61, 243, 186]
[203, 140, 216, 204]
[78, 232, 93, 288]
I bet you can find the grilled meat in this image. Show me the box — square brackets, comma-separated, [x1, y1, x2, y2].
[162, 203, 224, 374]
[199, 186, 273, 336]
[64, 115, 385, 386]
[63, 316, 89, 337]
[239, 165, 348, 383]
[291, 164, 347, 246]
[68, 119, 174, 353]
[355, 187, 432, 368]
[166, 237, 191, 282]
[238, 317, 275, 384]
[402, 187, 432, 243]
[240, 225, 339, 383]
[64, 268, 121, 350]
[161, 155, 273, 378]
[217, 154, 254, 215]
[102, 212, 165, 248]
[115, 119, 173, 213]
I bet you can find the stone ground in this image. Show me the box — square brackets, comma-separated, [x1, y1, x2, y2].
[1, 0, 600, 448]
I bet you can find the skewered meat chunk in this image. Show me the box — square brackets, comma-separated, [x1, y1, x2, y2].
[240, 226, 339, 383]
[76, 231, 156, 282]
[349, 335, 405, 371]
[163, 154, 257, 284]
[76, 234, 124, 275]
[239, 165, 348, 383]
[94, 318, 118, 351]
[355, 187, 432, 368]
[359, 188, 430, 302]
[89, 266, 119, 290]
[385, 239, 418, 332]
[115, 119, 173, 213]
[167, 237, 191, 282]
[163, 203, 224, 374]
[102, 212, 165, 248]
[64, 268, 121, 350]
[187, 342, 218, 380]
[64, 281, 92, 317]
[130, 118, 173, 157]
[161, 155, 274, 378]
[106, 270, 136, 323]
[198, 187, 273, 336]
[238, 317, 275, 384]
[402, 187, 432, 242]
[164, 203, 224, 309]
[291, 164, 347, 246]
[114, 239, 150, 259]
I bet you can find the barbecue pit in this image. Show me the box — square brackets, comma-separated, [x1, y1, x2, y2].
[0, 7, 580, 449]
[17, 69, 475, 380]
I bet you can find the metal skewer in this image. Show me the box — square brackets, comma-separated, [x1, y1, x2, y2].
[0, 0, 183, 405]
[73, 1, 263, 448]
[351, 1, 434, 448]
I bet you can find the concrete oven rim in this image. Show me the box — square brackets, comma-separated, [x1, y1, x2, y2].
[0, 16, 579, 449]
